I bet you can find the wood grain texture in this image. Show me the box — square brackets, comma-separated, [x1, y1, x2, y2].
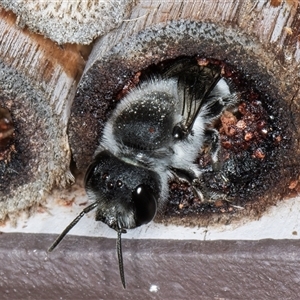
[87, 0, 299, 67]
[0, 0, 136, 44]
[0, 10, 87, 221]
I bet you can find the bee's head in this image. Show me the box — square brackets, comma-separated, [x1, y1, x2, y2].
[85, 150, 159, 231]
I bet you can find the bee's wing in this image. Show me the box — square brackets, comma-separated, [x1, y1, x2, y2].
[162, 58, 222, 134]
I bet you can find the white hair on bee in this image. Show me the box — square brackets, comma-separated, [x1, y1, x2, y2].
[171, 78, 233, 177]
[98, 77, 179, 155]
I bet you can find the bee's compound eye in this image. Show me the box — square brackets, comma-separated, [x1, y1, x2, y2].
[132, 184, 157, 226]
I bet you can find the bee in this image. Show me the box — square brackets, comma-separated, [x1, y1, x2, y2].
[48, 57, 236, 288]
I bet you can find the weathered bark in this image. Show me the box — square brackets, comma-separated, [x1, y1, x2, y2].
[0, 10, 87, 221]
[69, 0, 300, 226]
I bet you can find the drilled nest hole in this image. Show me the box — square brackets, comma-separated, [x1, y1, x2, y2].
[0, 101, 36, 194]
[114, 56, 298, 225]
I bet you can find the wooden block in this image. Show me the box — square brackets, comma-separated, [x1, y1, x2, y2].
[0, 10, 87, 221]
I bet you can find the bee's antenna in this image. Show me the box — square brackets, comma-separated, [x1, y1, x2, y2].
[117, 229, 126, 289]
[48, 201, 98, 252]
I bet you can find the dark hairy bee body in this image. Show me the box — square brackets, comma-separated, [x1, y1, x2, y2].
[49, 57, 236, 288]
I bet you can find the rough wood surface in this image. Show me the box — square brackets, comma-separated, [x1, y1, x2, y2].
[0, 10, 87, 221]
[86, 0, 299, 67]
[0, 0, 136, 44]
